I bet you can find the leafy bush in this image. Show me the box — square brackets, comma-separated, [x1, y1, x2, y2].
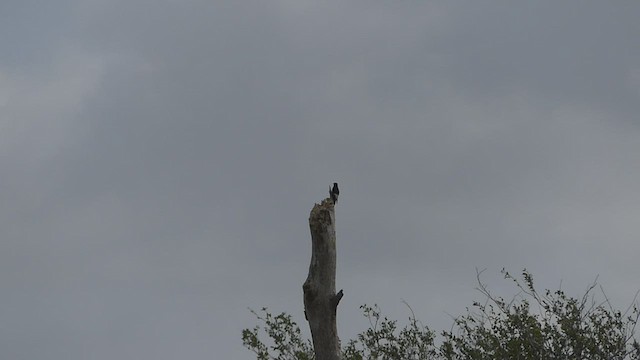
[242, 270, 640, 360]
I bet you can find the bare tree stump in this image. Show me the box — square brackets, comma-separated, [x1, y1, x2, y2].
[303, 198, 343, 360]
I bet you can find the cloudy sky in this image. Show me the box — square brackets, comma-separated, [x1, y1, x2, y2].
[2, 1, 640, 358]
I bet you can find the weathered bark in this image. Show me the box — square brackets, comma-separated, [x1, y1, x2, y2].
[303, 198, 343, 360]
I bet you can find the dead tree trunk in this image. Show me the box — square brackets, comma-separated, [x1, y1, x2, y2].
[303, 197, 343, 360]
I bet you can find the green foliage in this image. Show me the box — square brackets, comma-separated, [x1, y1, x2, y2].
[342, 303, 437, 360]
[439, 269, 640, 360]
[242, 270, 640, 360]
[241, 308, 314, 360]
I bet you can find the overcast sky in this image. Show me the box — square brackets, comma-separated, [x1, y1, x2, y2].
[2, 1, 640, 359]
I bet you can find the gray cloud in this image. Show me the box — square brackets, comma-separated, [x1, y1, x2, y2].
[2, 1, 640, 358]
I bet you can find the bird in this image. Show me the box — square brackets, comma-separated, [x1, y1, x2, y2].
[330, 182, 339, 204]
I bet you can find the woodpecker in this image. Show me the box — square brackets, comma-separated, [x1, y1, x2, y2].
[330, 182, 339, 204]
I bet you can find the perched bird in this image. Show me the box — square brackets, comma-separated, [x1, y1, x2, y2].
[330, 182, 339, 204]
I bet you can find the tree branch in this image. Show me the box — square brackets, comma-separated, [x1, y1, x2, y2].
[303, 197, 342, 360]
